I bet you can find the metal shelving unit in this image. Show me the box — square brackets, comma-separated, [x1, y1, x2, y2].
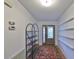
[25, 23, 39, 59]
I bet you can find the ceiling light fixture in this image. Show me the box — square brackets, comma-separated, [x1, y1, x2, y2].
[40, 0, 52, 7]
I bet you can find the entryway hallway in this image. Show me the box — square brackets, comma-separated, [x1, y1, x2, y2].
[4, 0, 74, 59]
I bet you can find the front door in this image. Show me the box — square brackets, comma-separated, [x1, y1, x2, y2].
[42, 25, 55, 45]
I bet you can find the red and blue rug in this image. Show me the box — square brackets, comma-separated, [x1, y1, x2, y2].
[35, 45, 65, 59]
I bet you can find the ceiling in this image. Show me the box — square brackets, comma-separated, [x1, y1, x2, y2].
[18, 0, 73, 21]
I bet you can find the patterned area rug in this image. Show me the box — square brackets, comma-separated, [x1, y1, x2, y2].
[35, 45, 65, 59]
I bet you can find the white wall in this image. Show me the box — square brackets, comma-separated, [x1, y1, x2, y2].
[58, 3, 74, 59]
[37, 21, 58, 45]
[4, 0, 36, 59]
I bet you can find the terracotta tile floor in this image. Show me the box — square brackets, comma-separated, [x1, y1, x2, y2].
[34, 45, 65, 59]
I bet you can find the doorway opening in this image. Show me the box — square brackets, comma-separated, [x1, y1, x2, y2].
[42, 25, 55, 45]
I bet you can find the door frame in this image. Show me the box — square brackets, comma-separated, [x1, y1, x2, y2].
[42, 25, 55, 44]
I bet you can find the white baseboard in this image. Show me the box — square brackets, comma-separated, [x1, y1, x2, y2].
[10, 48, 25, 59]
